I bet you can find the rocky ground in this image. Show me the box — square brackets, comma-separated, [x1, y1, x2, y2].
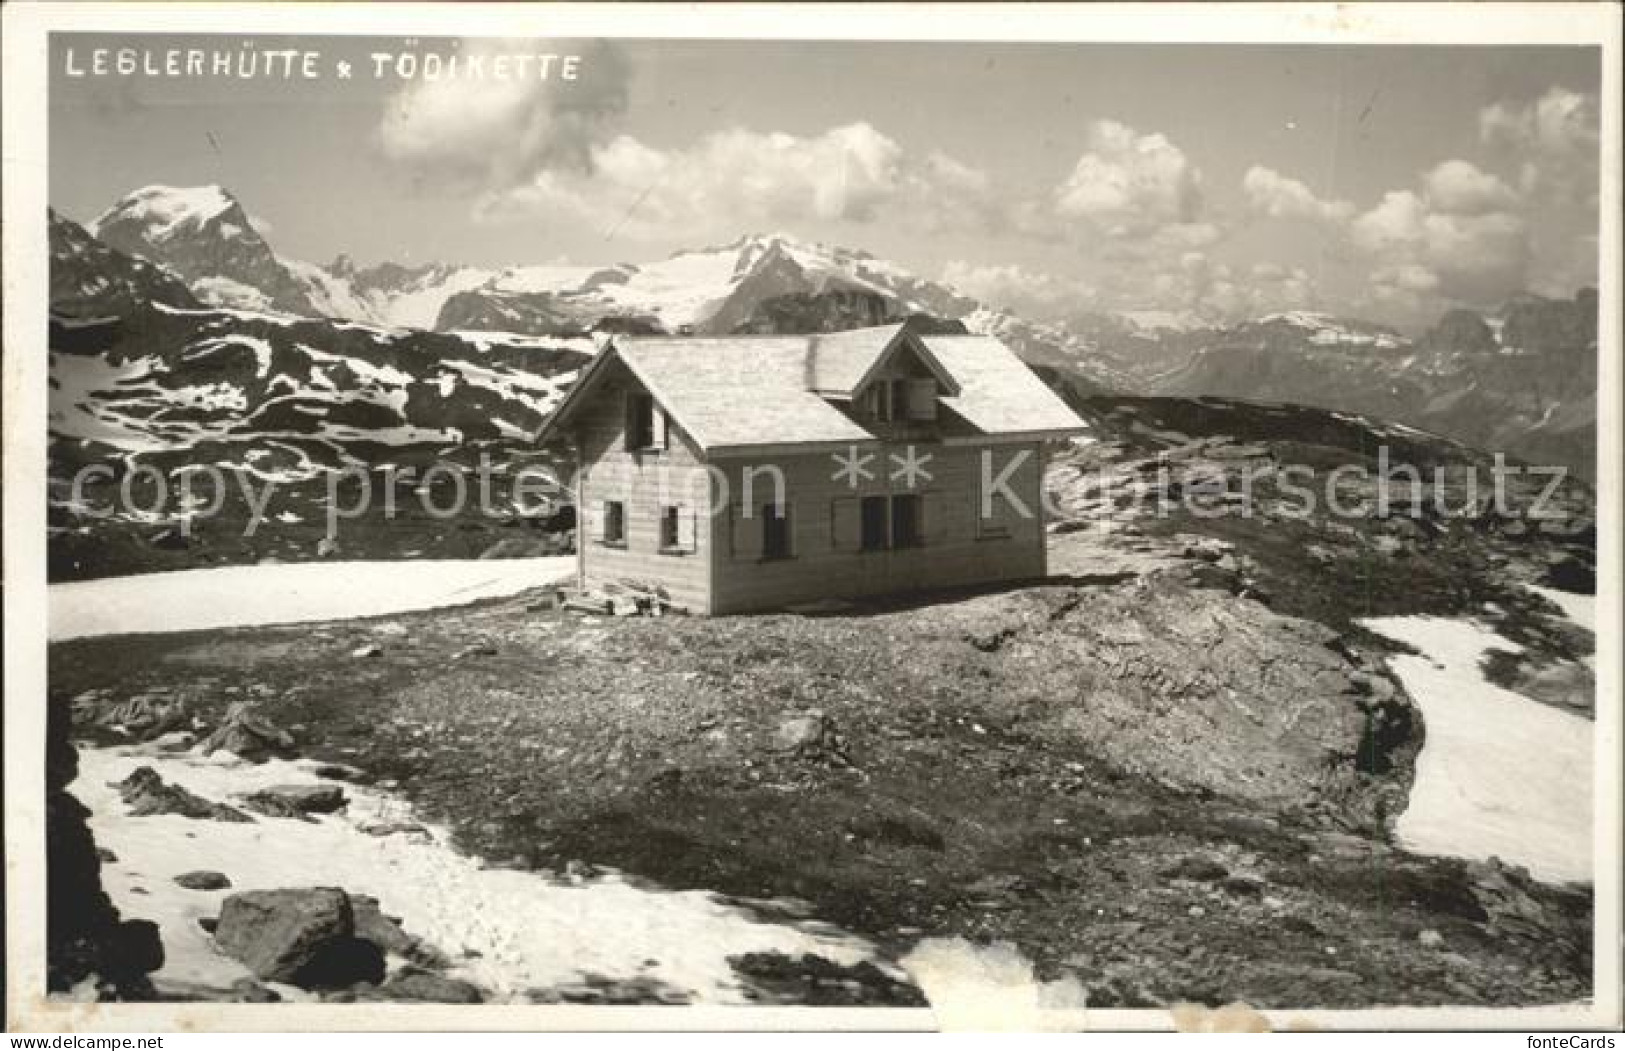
[47, 395, 1597, 1010]
[50, 523, 1594, 1009]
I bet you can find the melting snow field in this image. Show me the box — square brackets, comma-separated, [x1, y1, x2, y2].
[49, 558, 575, 641]
[1363, 602, 1594, 885]
[76, 745, 880, 1002]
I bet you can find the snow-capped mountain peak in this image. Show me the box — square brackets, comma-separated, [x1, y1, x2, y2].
[90, 184, 323, 317]
[1252, 310, 1405, 350]
[91, 185, 242, 244]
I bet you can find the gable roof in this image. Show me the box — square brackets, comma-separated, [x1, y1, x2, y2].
[535, 324, 1089, 454]
[805, 324, 959, 398]
[923, 335, 1093, 437]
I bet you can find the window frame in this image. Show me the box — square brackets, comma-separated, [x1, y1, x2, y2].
[890, 493, 924, 549]
[859, 495, 889, 552]
[600, 499, 627, 547]
[761, 501, 793, 561]
[659, 504, 681, 553]
[625, 392, 667, 453]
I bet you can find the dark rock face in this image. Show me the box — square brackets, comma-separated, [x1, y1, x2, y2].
[115, 766, 253, 822]
[46, 703, 163, 997]
[729, 288, 901, 334]
[49, 209, 199, 318]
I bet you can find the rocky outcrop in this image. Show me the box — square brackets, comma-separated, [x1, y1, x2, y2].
[115, 766, 253, 823]
[70, 689, 192, 740]
[197, 702, 296, 762]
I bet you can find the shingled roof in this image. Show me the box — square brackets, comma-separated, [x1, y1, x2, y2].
[536, 323, 1089, 455]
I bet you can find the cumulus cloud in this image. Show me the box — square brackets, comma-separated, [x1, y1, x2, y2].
[482, 122, 1001, 238]
[940, 260, 1090, 318]
[377, 39, 630, 189]
[1348, 177, 1530, 306]
[1479, 86, 1599, 179]
[1133, 252, 1318, 321]
[1478, 85, 1600, 298]
[1055, 120, 1205, 238]
[1242, 166, 1354, 224]
[1421, 159, 1519, 215]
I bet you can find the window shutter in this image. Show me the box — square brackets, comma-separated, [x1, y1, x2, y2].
[731, 504, 763, 560]
[581, 502, 601, 541]
[907, 378, 938, 421]
[652, 406, 669, 449]
[831, 497, 860, 552]
[678, 508, 697, 552]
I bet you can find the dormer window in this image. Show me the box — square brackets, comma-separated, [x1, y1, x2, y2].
[861, 378, 937, 422]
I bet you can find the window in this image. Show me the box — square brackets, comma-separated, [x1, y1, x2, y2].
[891, 494, 923, 548]
[891, 378, 910, 420]
[601, 500, 626, 546]
[660, 506, 680, 551]
[860, 495, 888, 551]
[762, 502, 792, 561]
[862, 378, 936, 423]
[660, 505, 695, 554]
[904, 378, 938, 421]
[625, 393, 667, 451]
[850, 494, 926, 551]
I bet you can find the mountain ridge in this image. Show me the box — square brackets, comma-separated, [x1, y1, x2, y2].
[62, 184, 1600, 479]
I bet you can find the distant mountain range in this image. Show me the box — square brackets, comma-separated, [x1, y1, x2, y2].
[57, 183, 1599, 494]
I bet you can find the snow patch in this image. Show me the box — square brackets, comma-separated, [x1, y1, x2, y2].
[75, 744, 879, 1002]
[49, 558, 577, 640]
[1527, 586, 1596, 633]
[1362, 615, 1592, 884]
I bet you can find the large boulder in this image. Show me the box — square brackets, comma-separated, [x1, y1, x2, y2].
[213, 888, 381, 988]
[240, 784, 348, 819]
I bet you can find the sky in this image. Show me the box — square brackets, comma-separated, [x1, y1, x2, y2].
[50, 34, 1601, 331]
